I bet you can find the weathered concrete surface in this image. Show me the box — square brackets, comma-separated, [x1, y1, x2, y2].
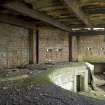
[39, 26, 69, 63]
[0, 23, 29, 68]
[72, 36, 78, 61]
[49, 64, 88, 92]
[78, 35, 105, 62]
[0, 24, 70, 68]
[93, 63, 105, 74]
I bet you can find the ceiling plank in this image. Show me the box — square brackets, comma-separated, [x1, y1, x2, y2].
[63, 0, 93, 27]
[3, 1, 71, 32]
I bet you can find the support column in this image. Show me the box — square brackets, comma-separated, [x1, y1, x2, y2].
[36, 28, 39, 64]
[72, 36, 78, 61]
[68, 33, 72, 62]
[29, 29, 36, 64]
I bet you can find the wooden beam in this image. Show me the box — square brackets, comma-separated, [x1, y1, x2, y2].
[0, 14, 36, 29]
[63, 0, 92, 27]
[3, 1, 71, 32]
[71, 30, 105, 36]
[39, 6, 66, 11]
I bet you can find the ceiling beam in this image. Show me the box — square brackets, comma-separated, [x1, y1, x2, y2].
[63, 0, 93, 27]
[1, 13, 103, 36]
[39, 6, 66, 11]
[3, 1, 71, 32]
[0, 14, 36, 29]
[71, 30, 105, 36]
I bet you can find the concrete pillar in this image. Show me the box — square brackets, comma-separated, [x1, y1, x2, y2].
[84, 70, 88, 91]
[68, 34, 72, 62]
[36, 29, 39, 64]
[29, 29, 36, 64]
[72, 36, 78, 61]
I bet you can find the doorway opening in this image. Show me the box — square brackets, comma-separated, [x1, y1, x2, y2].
[76, 75, 85, 92]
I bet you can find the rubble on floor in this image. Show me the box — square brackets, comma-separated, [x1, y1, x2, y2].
[0, 63, 104, 105]
[0, 84, 105, 105]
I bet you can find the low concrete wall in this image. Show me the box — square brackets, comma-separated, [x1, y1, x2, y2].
[93, 63, 105, 74]
[49, 65, 88, 92]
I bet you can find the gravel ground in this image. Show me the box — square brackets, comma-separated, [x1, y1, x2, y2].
[0, 63, 104, 105]
[0, 77, 104, 105]
[0, 84, 105, 105]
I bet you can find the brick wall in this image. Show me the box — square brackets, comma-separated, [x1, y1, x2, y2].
[78, 35, 105, 62]
[39, 27, 69, 63]
[0, 23, 30, 68]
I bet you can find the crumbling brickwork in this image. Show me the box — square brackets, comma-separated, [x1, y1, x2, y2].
[0, 23, 29, 68]
[39, 27, 69, 63]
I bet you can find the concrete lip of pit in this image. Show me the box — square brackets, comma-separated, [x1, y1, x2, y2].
[48, 62, 105, 100]
[49, 63, 88, 93]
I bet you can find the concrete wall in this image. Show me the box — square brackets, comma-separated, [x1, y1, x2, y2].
[2, 22, 105, 68]
[39, 27, 69, 63]
[93, 63, 105, 74]
[0, 23, 30, 68]
[77, 35, 105, 62]
[49, 65, 88, 92]
[0, 23, 71, 68]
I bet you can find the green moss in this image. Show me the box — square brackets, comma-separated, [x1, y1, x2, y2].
[47, 62, 85, 71]
[83, 57, 105, 63]
[0, 63, 87, 88]
[0, 70, 54, 88]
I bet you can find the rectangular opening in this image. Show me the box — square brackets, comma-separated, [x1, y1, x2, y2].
[77, 75, 84, 92]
